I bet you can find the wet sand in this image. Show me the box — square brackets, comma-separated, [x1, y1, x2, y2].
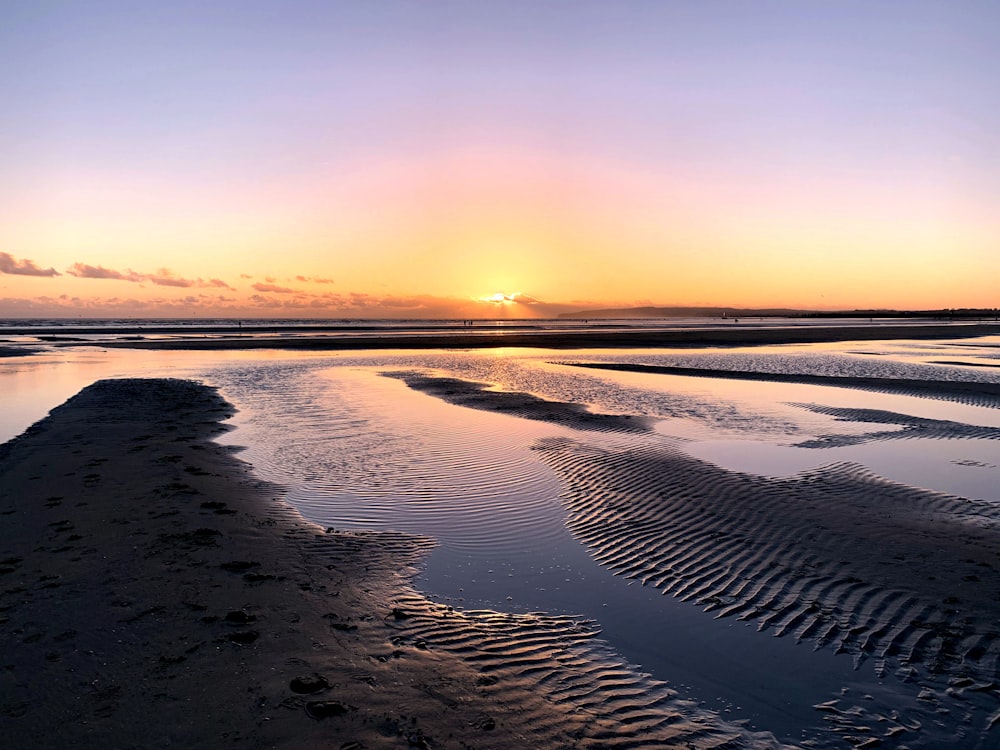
[0, 347, 36, 358]
[386, 370, 657, 433]
[28, 321, 1000, 352]
[0, 378, 780, 749]
[391, 369, 1000, 682]
[390, 366, 1000, 746]
[6, 327, 1000, 747]
[565, 362, 1000, 409]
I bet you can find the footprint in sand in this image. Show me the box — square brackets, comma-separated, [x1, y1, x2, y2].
[224, 609, 257, 625]
[304, 700, 355, 719]
[289, 674, 330, 694]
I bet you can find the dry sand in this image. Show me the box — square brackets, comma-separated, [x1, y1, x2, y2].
[0, 378, 783, 749]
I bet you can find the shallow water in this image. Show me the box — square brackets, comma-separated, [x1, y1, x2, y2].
[3, 337, 1000, 746]
[205, 356, 869, 741]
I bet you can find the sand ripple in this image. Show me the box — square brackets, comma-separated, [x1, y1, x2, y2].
[381, 592, 786, 749]
[790, 403, 1000, 448]
[0, 377, 790, 749]
[536, 436, 1000, 691]
[565, 362, 1000, 409]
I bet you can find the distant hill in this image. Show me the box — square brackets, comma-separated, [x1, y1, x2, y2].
[558, 306, 1000, 320]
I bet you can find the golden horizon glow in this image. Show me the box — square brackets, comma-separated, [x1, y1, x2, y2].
[1, 4, 997, 318]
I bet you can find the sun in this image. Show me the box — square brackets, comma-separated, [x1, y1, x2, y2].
[482, 292, 513, 303]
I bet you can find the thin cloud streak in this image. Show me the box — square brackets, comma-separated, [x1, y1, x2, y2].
[148, 269, 196, 288]
[65, 261, 234, 290]
[66, 263, 144, 282]
[252, 282, 297, 294]
[0, 252, 60, 277]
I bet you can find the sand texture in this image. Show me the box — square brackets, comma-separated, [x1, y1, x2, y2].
[788, 403, 1000, 448]
[394, 365, 1000, 746]
[566, 362, 1000, 409]
[387, 370, 655, 433]
[0, 378, 784, 749]
[534, 436, 1000, 742]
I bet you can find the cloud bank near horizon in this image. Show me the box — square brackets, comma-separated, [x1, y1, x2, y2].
[4, 246, 995, 319]
[0, 290, 581, 320]
[1, 252, 587, 318]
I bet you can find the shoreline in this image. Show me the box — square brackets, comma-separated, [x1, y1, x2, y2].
[0, 378, 780, 749]
[2, 321, 996, 355]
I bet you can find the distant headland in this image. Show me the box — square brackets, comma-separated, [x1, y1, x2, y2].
[558, 306, 1000, 320]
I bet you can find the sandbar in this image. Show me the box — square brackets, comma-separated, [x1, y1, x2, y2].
[20, 321, 1000, 353]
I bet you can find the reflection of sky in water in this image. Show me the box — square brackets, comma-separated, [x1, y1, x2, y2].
[4, 341, 1000, 555]
[0, 348, 348, 444]
[570, 336, 1000, 382]
[4, 340, 1000, 544]
[217, 365, 577, 555]
[205, 359, 867, 741]
[686, 437, 1000, 504]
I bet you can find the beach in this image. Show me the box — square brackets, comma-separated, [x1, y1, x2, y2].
[3, 322, 1000, 748]
[5, 0, 997, 743]
[0, 377, 780, 749]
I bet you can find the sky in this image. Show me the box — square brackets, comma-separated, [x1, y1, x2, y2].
[1, 0, 998, 318]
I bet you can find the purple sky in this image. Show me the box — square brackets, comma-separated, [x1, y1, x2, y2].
[1, 1, 998, 316]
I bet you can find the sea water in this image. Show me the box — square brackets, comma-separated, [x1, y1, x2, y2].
[3, 335, 1000, 746]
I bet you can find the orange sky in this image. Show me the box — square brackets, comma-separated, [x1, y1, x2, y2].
[1, 3, 997, 318]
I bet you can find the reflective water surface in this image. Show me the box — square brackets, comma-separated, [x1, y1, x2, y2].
[3, 335, 1000, 747]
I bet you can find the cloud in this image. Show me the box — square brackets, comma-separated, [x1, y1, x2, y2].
[248, 294, 288, 309]
[0, 252, 60, 277]
[509, 293, 540, 304]
[246, 291, 571, 318]
[146, 268, 235, 289]
[65, 262, 236, 290]
[66, 263, 144, 282]
[295, 275, 336, 284]
[252, 282, 296, 294]
[146, 268, 193, 287]
[240, 273, 254, 279]
[479, 291, 541, 304]
[0, 288, 585, 320]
